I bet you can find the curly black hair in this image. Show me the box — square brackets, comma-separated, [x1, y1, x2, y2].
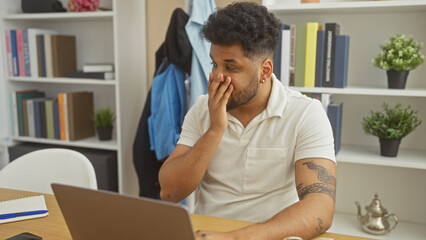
[201, 2, 282, 59]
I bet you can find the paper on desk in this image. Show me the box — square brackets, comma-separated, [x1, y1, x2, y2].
[0, 195, 49, 224]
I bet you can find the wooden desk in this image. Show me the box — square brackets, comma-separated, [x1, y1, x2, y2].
[0, 188, 373, 240]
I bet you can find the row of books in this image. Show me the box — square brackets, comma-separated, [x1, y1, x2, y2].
[309, 93, 343, 154]
[9, 90, 95, 141]
[274, 22, 349, 88]
[4, 28, 115, 80]
[4, 29, 77, 78]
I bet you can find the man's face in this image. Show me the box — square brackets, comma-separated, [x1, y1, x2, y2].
[210, 44, 261, 111]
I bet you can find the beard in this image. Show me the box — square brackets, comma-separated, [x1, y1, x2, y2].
[226, 73, 259, 112]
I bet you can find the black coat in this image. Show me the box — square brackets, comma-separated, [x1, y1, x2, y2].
[133, 8, 192, 198]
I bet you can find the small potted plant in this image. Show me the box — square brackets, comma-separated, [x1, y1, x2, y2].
[372, 34, 424, 89]
[93, 107, 115, 141]
[362, 102, 422, 157]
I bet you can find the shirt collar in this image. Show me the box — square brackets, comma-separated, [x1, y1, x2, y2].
[265, 74, 287, 118]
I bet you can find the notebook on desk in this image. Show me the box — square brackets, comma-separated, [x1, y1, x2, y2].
[51, 183, 196, 240]
[0, 195, 49, 224]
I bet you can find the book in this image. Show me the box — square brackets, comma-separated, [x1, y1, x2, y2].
[10, 30, 19, 76]
[304, 22, 321, 87]
[333, 35, 350, 88]
[289, 24, 296, 86]
[45, 99, 55, 139]
[274, 24, 290, 81]
[280, 29, 291, 86]
[22, 29, 31, 76]
[327, 103, 343, 154]
[33, 98, 45, 138]
[27, 99, 36, 137]
[16, 29, 26, 77]
[9, 93, 17, 136]
[37, 99, 48, 138]
[52, 99, 60, 140]
[28, 29, 57, 77]
[16, 91, 45, 136]
[315, 30, 325, 87]
[66, 92, 95, 141]
[36, 35, 46, 77]
[83, 63, 114, 73]
[66, 71, 115, 80]
[0, 195, 48, 224]
[51, 35, 77, 77]
[12, 90, 37, 136]
[4, 30, 13, 76]
[322, 23, 340, 87]
[294, 23, 307, 87]
[44, 34, 53, 77]
[57, 93, 68, 141]
[22, 99, 29, 136]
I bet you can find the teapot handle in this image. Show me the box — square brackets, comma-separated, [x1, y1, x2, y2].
[387, 214, 399, 233]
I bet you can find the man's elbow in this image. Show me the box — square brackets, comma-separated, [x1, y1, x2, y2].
[160, 189, 172, 202]
[159, 186, 182, 203]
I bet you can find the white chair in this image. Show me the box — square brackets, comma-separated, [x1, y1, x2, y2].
[0, 148, 97, 194]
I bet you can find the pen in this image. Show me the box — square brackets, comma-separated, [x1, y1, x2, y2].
[0, 210, 48, 220]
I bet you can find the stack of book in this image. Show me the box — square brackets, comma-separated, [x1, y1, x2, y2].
[9, 90, 95, 141]
[4, 29, 77, 78]
[273, 22, 349, 88]
[67, 63, 115, 80]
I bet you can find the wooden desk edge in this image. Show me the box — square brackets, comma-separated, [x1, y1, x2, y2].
[1, 188, 375, 240]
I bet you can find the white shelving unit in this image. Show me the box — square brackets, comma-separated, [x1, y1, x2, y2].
[8, 76, 117, 85]
[264, 0, 426, 238]
[1, 1, 147, 195]
[330, 212, 426, 240]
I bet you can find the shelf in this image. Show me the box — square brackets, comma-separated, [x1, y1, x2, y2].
[8, 77, 116, 86]
[3, 11, 113, 21]
[11, 136, 118, 151]
[264, 0, 426, 14]
[337, 144, 426, 170]
[289, 86, 426, 97]
[330, 212, 426, 240]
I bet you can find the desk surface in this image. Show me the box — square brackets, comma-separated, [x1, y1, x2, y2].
[0, 188, 373, 240]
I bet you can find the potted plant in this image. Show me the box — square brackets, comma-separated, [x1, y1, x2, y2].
[362, 102, 422, 157]
[93, 107, 115, 141]
[372, 34, 424, 89]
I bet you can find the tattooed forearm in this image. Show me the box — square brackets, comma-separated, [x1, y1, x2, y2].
[298, 161, 336, 201]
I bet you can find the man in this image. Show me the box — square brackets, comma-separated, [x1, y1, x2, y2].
[159, 2, 337, 239]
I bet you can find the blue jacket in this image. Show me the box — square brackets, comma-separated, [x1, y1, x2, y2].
[148, 64, 186, 160]
[185, 0, 216, 106]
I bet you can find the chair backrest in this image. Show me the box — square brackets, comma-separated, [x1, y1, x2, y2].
[0, 148, 97, 194]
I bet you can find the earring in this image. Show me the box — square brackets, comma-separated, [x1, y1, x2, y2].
[261, 79, 265, 83]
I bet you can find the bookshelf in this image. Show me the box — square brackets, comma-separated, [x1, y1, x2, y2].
[263, 0, 426, 237]
[1, 1, 147, 195]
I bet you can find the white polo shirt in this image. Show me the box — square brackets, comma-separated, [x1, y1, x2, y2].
[177, 75, 336, 222]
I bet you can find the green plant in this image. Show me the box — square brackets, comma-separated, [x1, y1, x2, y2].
[372, 34, 424, 71]
[362, 102, 422, 140]
[93, 108, 115, 128]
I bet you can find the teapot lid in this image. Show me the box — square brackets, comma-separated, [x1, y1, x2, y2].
[365, 193, 388, 216]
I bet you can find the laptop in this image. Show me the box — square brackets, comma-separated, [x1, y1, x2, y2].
[51, 183, 196, 240]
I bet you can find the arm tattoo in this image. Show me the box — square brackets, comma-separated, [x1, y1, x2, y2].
[312, 218, 324, 238]
[298, 183, 336, 201]
[302, 161, 336, 185]
[298, 161, 336, 201]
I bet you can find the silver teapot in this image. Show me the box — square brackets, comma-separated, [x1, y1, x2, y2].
[355, 193, 399, 235]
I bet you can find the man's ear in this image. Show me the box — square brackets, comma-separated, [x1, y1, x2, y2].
[260, 58, 273, 81]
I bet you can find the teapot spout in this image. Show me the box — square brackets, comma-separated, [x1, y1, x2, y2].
[355, 201, 362, 221]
